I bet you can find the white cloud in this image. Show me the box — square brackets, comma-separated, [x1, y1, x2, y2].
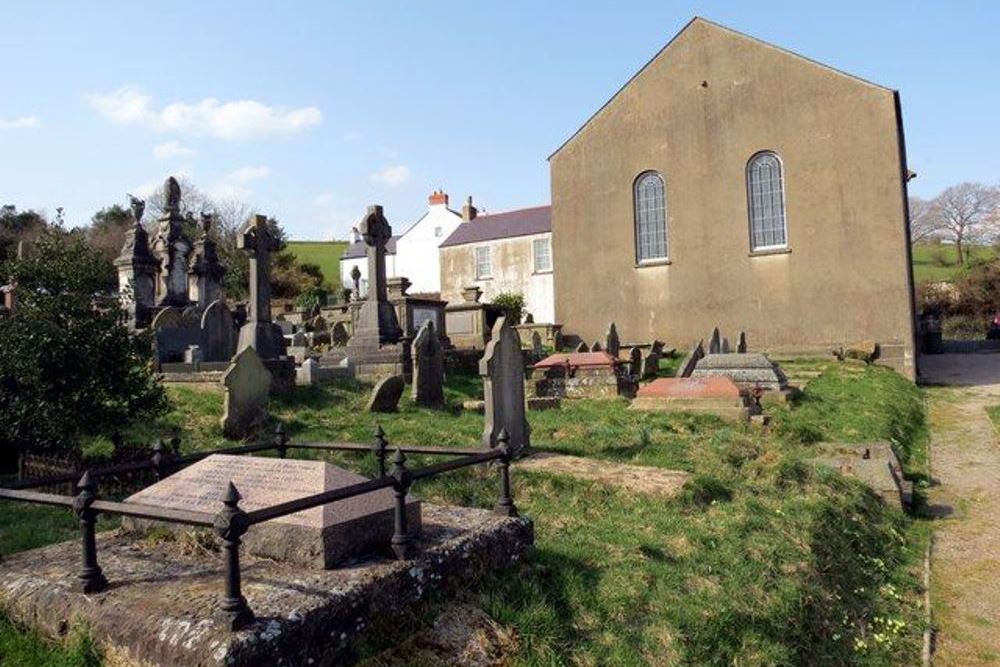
[0, 116, 41, 129]
[370, 165, 411, 187]
[87, 86, 322, 141]
[226, 166, 271, 183]
[152, 141, 195, 160]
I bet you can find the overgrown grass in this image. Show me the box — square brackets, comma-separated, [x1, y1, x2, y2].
[1, 363, 929, 666]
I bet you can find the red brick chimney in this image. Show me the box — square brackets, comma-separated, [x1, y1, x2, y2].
[462, 196, 478, 222]
[428, 189, 449, 206]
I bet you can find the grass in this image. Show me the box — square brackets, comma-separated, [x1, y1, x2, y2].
[911, 242, 997, 285]
[0, 361, 930, 666]
[285, 240, 349, 290]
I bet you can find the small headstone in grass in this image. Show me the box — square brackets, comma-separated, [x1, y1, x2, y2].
[629, 346, 642, 375]
[411, 320, 445, 408]
[480, 316, 530, 455]
[367, 375, 405, 412]
[709, 327, 721, 354]
[220, 347, 271, 439]
[737, 331, 747, 354]
[721, 337, 731, 353]
[605, 322, 620, 358]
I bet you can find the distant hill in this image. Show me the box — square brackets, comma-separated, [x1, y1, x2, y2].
[285, 240, 349, 290]
[911, 242, 998, 284]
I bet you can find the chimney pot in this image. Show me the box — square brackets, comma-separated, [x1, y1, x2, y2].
[428, 190, 449, 207]
[462, 196, 478, 222]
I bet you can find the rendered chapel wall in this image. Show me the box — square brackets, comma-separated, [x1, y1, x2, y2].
[550, 19, 916, 376]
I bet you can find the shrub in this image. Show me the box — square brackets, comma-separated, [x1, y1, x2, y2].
[295, 286, 328, 312]
[0, 228, 167, 462]
[492, 292, 525, 324]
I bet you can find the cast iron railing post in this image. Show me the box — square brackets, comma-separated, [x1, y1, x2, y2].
[213, 482, 255, 631]
[390, 448, 414, 560]
[72, 470, 108, 593]
[274, 423, 289, 459]
[494, 429, 518, 517]
[372, 424, 389, 478]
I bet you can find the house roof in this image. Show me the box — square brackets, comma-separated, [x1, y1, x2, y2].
[341, 236, 398, 260]
[439, 205, 551, 248]
[548, 16, 894, 160]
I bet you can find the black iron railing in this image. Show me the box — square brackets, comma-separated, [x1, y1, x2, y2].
[0, 424, 518, 631]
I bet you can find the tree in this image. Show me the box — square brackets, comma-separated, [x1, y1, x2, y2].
[87, 204, 134, 263]
[0, 205, 47, 261]
[928, 183, 1000, 265]
[0, 227, 167, 461]
[908, 195, 939, 244]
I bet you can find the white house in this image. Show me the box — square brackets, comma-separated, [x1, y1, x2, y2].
[339, 190, 462, 296]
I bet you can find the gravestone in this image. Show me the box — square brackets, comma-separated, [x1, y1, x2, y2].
[331, 322, 350, 346]
[114, 195, 158, 327]
[236, 215, 287, 361]
[150, 306, 183, 330]
[188, 212, 225, 306]
[151, 177, 192, 308]
[367, 375, 405, 412]
[297, 357, 320, 386]
[200, 299, 237, 362]
[125, 454, 421, 568]
[220, 347, 271, 439]
[574, 341, 589, 353]
[709, 327, 721, 354]
[737, 331, 748, 354]
[691, 352, 789, 393]
[678, 340, 706, 378]
[605, 322, 620, 359]
[480, 316, 530, 454]
[721, 337, 731, 353]
[411, 321, 445, 407]
[531, 331, 544, 357]
[290, 330, 306, 347]
[591, 341, 603, 352]
[184, 345, 202, 364]
[629, 346, 642, 375]
[641, 341, 662, 379]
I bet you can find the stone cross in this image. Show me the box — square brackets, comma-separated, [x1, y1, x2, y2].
[239, 215, 281, 324]
[480, 316, 529, 455]
[361, 206, 392, 305]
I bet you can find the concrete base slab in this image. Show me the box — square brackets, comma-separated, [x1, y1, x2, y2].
[0, 504, 532, 667]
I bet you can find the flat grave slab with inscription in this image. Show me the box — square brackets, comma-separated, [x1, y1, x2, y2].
[125, 454, 421, 568]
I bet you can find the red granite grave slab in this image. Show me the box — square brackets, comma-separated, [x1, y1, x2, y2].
[533, 351, 617, 370]
[636, 377, 741, 399]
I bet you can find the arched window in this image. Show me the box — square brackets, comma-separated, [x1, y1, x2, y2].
[747, 151, 787, 250]
[634, 171, 668, 262]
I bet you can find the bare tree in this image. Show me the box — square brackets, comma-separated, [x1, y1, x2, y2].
[928, 182, 1000, 265]
[907, 195, 939, 244]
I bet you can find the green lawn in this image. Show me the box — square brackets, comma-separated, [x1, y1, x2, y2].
[911, 242, 997, 285]
[285, 240, 349, 290]
[0, 363, 930, 666]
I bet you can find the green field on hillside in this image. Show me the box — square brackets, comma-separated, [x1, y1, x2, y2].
[911, 242, 997, 284]
[285, 240, 349, 289]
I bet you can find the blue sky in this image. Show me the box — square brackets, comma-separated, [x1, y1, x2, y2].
[1, 1, 998, 240]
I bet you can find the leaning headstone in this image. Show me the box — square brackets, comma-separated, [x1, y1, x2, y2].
[480, 316, 530, 455]
[591, 341, 603, 352]
[678, 340, 705, 378]
[331, 322, 350, 346]
[737, 331, 748, 354]
[605, 322, 620, 359]
[367, 375, 405, 413]
[220, 347, 271, 439]
[411, 321, 445, 407]
[574, 341, 589, 353]
[709, 328, 721, 354]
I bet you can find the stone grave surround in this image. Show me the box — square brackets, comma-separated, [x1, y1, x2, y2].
[690, 352, 791, 397]
[810, 441, 913, 511]
[530, 351, 636, 399]
[630, 376, 755, 421]
[124, 454, 420, 569]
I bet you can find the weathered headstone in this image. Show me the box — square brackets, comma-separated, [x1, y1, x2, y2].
[125, 454, 421, 568]
[574, 341, 589, 353]
[531, 331, 544, 357]
[411, 321, 445, 407]
[591, 341, 603, 352]
[367, 375, 405, 412]
[709, 328, 721, 354]
[331, 322, 350, 346]
[220, 347, 271, 439]
[151, 177, 192, 308]
[236, 215, 287, 360]
[737, 331, 748, 354]
[605, 322, 620, 358]
[721, 337, 731, 354]
[678, 340, 705, 378]
[184, 345, 203, 364]
[150, 306, 183, 330]
[187, 212, 225, 306]
[114, 195, 158, 327]
[297, 357, 320, 386]
[629, 346, 642, 375]
[290, 330, 307, 347]
[480, 316, 530, 454]
[641, 346, 660, 379]
[200, 299, 237, 362]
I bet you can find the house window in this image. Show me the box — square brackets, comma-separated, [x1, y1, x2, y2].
[533, 237, 552, 272]
[747, 151, 788, 250]
[434, 226, 442, 238]
[634, 171, 668, 263]
[475, 246, 492, 279]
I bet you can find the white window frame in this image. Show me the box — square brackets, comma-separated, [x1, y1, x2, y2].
[633, 171, 669, 263]
[474, 245, 492, 279]
[532, 237, 552, 273]
[746, 151, 789, 251]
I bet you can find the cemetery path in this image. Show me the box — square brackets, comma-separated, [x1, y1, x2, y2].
[920, 354, 1000, 666]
